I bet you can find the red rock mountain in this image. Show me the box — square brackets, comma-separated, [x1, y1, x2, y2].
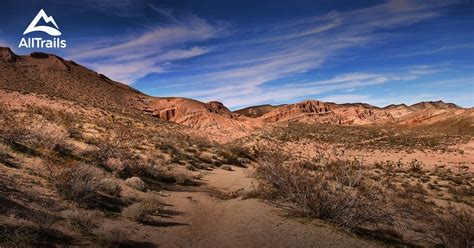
[1, 47, 471, 137]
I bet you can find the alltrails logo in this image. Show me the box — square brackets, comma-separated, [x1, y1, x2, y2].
[18, 9, 67, 49]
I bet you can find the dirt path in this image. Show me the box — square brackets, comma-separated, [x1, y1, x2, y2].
[141, 167, 385, 247]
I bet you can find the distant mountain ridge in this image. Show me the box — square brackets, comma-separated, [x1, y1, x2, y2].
[1, 47, 471, 138]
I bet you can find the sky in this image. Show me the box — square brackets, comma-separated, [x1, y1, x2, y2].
[0, 0, 473, 109]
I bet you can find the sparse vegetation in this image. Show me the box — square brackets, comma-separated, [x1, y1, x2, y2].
[61, 209, 98, 233]
[430, 206, 474, 248]
[255, 152, 391, 230]
[125, 176, 146, 191]
[254, 149, 474, 246]
[122, 194, 161, 222]
[99, 178, 122, 197]
[268, 122, 473, 152]
[45, 161, 100, 205]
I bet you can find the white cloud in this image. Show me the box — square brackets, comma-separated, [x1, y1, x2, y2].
[392, 43, 474, 58]
[67, 0, 465, 106]
[149, 0, 460, 107]
[68, 12, 223, 84]
[212, 69, 426, 109]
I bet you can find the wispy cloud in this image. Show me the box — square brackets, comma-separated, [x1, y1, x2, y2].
[209, 67, 440, 108]
[51, 0, 148, 17]
[69, 11, 224, 83]
[143, 0, 462, 107]
[392, 43, 474, 58]
[68, 0, 468, 107]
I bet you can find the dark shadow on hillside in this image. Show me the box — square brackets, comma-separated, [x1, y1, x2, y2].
[158, 208, 185, 218]
[88, 193, 127, 213]
[141, 219, 189, 228]
[0, 223, 75, 246]
[113, 240, 157, 248]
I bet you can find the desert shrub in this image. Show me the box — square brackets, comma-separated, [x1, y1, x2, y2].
[61, 209, 98, 232]
[29, 122, 68, 150]
[67, 125, 83, 139]
[105, 157, 125, 173]
[228, 144, 254, 160]
[99, 178, 122, 197]
[122, 201, 159, 222]
[219, 151, 245, 166]
[95, 142, 125, 165]
[122, 203, 147, 221]
[430, 207, 474, 248]
[135, 161, 195, 185]
[140, 193, 163, 213]
[408, 159, 424, 173]
[125, 177, 146, 191]
[255, 153, 391, 230]
[46, 162, 100, 205]
[399, 182, 428, 200]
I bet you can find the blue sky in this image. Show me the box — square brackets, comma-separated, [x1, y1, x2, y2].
[0, 0, 473, 109]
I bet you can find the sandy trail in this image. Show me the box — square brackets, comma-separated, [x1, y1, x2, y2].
[144, 167, 384, 247]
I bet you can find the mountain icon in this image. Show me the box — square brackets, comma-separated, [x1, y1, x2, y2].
[23, 9, 61, 36]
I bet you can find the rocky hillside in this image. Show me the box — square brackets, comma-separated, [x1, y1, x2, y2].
[0, 47, 146, 112]
[233, 104, 281, 118]
[236, 99, 472, 126]
[1, 47, 471, 138]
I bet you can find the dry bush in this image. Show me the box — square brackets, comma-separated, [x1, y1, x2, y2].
[122, 203, 146, 221]
[99, 178, 122, 197]
[94, 142, 128, 165]
[61, 209, 98, 232]
[105, 157, 125, 173]
[67, 125, 83, 139]
[228, 144, 254, 160]
[122, 193, 161, 222]
[46, 162, 100, 205]
[408, 159, 424, 173]
[140, 192, 162, 206]
[83, 126, 134, 168]
[255, 153, 392, 230]
[399, 181, 428, 200]
[219, 151, 245, 166]
[430, 207, 474, 248]
[125, 177, 146, 191]
[136, 161, 195, 185]
[27, 121, 68, 150]
[122, 203, 156, 222]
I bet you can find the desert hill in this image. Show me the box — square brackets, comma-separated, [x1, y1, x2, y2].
[1, 47, 471, 137]
[241, 99, 472, 126]
[233, 104, 282, 117]
[0, 47, 258, 138]
[0, 47, 146, 111]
